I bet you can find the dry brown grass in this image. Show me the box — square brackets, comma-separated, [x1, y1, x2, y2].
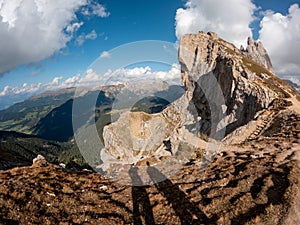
[242, 56, 273, 77]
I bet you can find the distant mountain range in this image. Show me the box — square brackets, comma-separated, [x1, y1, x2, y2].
[284, 79, 300, 93]
[0, 83, 184, 142]
[0, 83, 185, 169]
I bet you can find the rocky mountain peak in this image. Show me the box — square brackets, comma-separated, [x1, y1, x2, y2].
[241, 36, 274, 73]
[85, 31, 300, 183]
[180, 32, 274, 135]
[179, 31, 297, 142]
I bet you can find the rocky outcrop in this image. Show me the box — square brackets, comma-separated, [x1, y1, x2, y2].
[241, 37, 274, 73]
[99, 88, 207, 177]
[98, 31, 298, 179]
[101, 111, 175, 164]
[32, 155, 48, 167]
[179, 31, 278, 137]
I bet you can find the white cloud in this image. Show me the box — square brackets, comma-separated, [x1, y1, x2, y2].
[61, 74, 81, 88]
[100, 51, 111, 59]
[79, 69, 101, 85]
[0, 83, 42, 97]
[103, 64, 181, 85]
[53, 77, 63, 84]
[0, 64, 181, 100]
[175, 0, 257, 47]
[76, 30, 98, 46]
[75, 35, 85, 46]
[81, 2, 110, 17]
[0, 76, 66, 99]
[0, 0, 109, 75]
[40, 76, 63, 91]
[0, 86, 11, 97]
[259, 4, 300, 77]
[85, 30, 97, 40]
[66, 22, 84, 33]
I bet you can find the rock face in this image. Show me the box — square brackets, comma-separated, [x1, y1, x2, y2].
[179, 31, 278, 137]
[32, 155, 48, 167]
[102, 111, 175, 163]
[241, 37, 274, 73]
[99, 92, 206, 177]
[98, 31, 298, 179]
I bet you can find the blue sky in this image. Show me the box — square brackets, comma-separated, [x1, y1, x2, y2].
[0, 0, 300, 109]
[0, 0, 182, 88]
[251, 0, 300, 38]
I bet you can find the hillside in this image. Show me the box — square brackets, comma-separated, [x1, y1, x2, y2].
[33, 84, 184, 142]
[0, 88, 75, 133]
[0, 131, 85, 170]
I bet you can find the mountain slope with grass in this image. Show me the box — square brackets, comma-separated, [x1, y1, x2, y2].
[0, 131, 85, 170]
[0, 88, 75, 133]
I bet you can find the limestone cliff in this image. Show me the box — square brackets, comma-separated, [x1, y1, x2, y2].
[178, 31, 294, 138]
[99, 31, 299, 175]
[241, 37, 274, 73]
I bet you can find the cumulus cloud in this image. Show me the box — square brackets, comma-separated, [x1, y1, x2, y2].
[85, 30, 98, 40]
[0, 64, 181, 101]
[0, 83, 42, 97]
[0, 0, 109, 75]
[47, 77, 63, 89]
[61, 74, 81, 87]
[79, 69, 102, 85]
[103, 64, 181, 85]
[81, 2, 110, 17]
[66, 22, 84, 34]
[175, 0, 257, 47]
[259, 4, 300, 77]
[76, 30, 98, 46]
[100, 51, 111, 59]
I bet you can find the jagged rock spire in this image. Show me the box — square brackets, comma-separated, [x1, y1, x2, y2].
[241, 36, 274, 73]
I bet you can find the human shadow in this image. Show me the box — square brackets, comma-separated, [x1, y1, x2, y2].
[129, 165, 155, 225]
[147, 165, 215, 224]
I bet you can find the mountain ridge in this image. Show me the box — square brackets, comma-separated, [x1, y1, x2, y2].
[93, 31, 300, 184]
